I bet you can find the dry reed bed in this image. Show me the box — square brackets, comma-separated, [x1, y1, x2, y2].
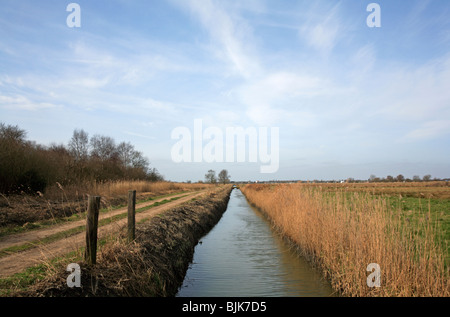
[44, 180, 211, 201]
[0, 181, 212, 228]
[241, 183, 449, 297]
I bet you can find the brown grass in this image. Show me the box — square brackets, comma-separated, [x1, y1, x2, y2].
[301, 181, 450, 199]
[241, 183, 449, 297]
[13, 185, 232, 297]
[44, 180, 211, 201]
[0, 181, 212, 229]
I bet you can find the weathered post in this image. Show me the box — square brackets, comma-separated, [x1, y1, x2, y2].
[128, 190, 136, 242]
[85, 195, 101, 266]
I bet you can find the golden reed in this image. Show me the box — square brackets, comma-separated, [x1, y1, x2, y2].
[44, 180, 211, 201]
[241, 183, 449, 297]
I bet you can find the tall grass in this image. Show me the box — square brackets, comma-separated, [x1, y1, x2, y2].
[43, 180, 211, 201]
[241, 184, 449, 297]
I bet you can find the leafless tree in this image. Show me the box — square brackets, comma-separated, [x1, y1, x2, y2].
[205, 169, 217, 184]
[218, 169, 231, 184]
[117, 141, 134, 168]
[90, 135, 118, 161]
[68, 129, 89, 161]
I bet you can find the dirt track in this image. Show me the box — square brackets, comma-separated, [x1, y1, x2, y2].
[0, 190, 208, 278]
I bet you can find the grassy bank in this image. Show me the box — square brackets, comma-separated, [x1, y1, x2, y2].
[241, 183, 449, 297]
[0, 193, 189, 259]
[0, 181, 211, 229]
[6, 185, 232, 297]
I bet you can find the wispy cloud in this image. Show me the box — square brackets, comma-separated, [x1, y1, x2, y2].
[1, 0, 450, 181]
[0, 95, 59, 111]
[298, 3, 344, 56]
[123, 131, 156, 140]
[173, 0, 262, 79]
[403, 120, 450, 141]
[372, 55, 450, 121]
[240, 71, 323, 126]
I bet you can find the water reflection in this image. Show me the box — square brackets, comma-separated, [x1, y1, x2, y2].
[177, 189, 335, 297]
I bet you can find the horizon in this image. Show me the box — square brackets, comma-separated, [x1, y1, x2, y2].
[1, 0, 450, 182]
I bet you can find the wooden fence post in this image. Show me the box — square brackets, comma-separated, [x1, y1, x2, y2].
[85, 195, 101, 266]
[128, 190, 136, 242]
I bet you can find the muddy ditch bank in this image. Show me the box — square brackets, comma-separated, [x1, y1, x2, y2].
[14, 185, 233, 297]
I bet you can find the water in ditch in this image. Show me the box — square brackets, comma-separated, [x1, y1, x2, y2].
[176, 188, 336, 297]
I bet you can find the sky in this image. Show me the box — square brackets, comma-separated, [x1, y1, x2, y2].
[1, 0, 450, 182]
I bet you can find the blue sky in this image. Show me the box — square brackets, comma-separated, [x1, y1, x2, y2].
[1, 0, 449, 182]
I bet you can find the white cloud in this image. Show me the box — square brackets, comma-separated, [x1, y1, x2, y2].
[0, 95, 58, 111]
[174, 0, 261, 79]
[301, 23, 338, 53]
[72, 77, 111, 89]
[138, 97, 178, 113]
[298, 3, 342, 55]
[371, 55, 450, 121]
[216, 110, 242, 125]
[350, 44, 377, 78]
[403, 120, 450, 141]
[239, 71, 324, 126]
[123, 131, 156, 140]
[60, 38, 202, 91]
